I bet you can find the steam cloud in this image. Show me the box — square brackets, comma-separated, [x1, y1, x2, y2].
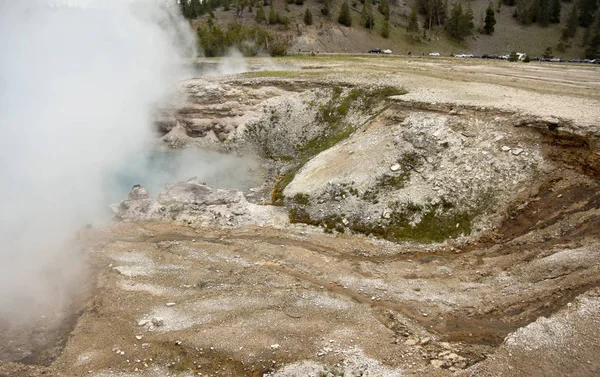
[0, 0, 195, 322]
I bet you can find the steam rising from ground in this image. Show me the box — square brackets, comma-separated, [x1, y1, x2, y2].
[0, 0, 195, 323]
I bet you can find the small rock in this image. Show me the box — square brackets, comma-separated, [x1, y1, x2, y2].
[151, 317, 164, 327]
[512, 148, 523, 156]
[175, 341, 182, 346]
[270, 344, 280, 350]
[420, 337, 431, 345]
[431, 359, 445, 368]
[390, 163, 401, 172]
[501, 146, 511, 152]
[135, 335, 143, 340]
[138, 320, 149, 327]
[166, 302, 176, 307]
[404, 338, 418, 346]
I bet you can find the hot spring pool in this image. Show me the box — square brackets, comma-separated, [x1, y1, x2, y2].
[106, 148, 263, 204]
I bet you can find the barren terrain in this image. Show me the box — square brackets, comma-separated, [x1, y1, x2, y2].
[2, 56, 599, 377]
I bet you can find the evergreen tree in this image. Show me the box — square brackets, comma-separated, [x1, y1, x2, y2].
[295, 0, 304, 5]
[562, 5, 579, 39]
[417, 0, 448, 28]
[543, 46, 553, 58]
[362, 0, 375, 29]
[537, 0, 550, 26]
[190, 0, 202, 18]
[179, 0, 189, 19]
[256, 4, 266, 22]
[484, 2, 496, 34]
[579, 0, 599, 27]
[381, 20, 390, 37]
[269, 6, 277, 24]
[446, 1, 474, 41]
[585, 15, 600, 58]
[378, 0, 390, 20]
[322, 0, 331, 17]
[338, 1, 352, 26]
[549, 0, 561, 23]
[407, 6, 420, 32]
[465, 3, 474, 30]
[304, 8, 313, 25]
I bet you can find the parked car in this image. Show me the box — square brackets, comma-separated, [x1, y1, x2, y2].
[368, 48, 382, 54]
[382, 49, 392, 54]
[428, 52, 440, 56]
[455, 54, 474, 58]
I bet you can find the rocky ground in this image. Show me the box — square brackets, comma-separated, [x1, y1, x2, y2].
[1, 56, 599, 376]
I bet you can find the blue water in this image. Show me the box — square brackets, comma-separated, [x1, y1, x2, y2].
[106, 148, 262, 203]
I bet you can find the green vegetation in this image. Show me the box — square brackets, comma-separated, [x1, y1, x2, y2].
[268, 86, 405, 205]
[196, 20, 289, 57]
[579, 0, 599, 28]
[513, 0, 561, 26]
[446, 1, 474, 41]
[407, 7, 420, 33]
[484, 3, 497, 34]
[381, 20, 390, 38]
[416, 0, 448, 30]
[338, 1, 352, 27]
[378, 0, 390, 20]
[376, 172, 411, 189]
[304, 8, 313, 25]
[362, 0, 375, 29]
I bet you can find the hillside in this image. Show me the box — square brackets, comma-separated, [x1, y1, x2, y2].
[187, 0, 594, 59]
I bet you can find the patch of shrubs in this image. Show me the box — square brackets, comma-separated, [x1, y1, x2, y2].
[197, 19, 290, 57]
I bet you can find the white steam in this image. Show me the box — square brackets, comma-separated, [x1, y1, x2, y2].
[0, 0, 195, 321]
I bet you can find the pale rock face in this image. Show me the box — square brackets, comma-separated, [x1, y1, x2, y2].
[115, 178, 288, 228]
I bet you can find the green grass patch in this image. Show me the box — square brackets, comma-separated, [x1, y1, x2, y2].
[351, 201, 474, 243]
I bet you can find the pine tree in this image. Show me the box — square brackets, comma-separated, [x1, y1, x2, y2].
[304, 8, 313, 25]
[585, 15, 600, 58]
[407, 6, 420, 33]
[579, 0, 599, 27]
[338, 1, 352, 27]
[190, 0, 202, 18]
[465, 3, 474, 30]
[362, 0, 375, 29]
[447, 1, 474, 41]
[381, 20, 390, 37]
[537, 0, 550, 26]
[179, 0, 189, 19]
[322, 0, 331, 17]
[378, 0, 390, 20]
[268, 6, 277, 24]
[549, 0, 561, 23]
[256, 4, 266, 22]
[484, 2, 496, 34]
[562, 5, 579, 39]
